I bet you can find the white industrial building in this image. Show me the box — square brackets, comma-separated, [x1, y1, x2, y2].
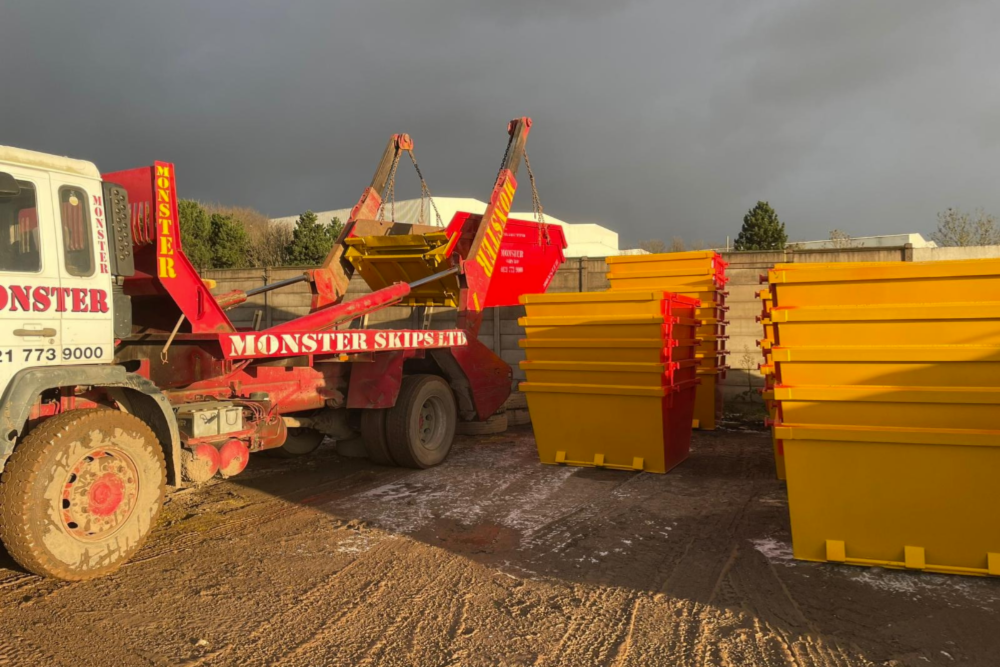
[788, 232, 938, 250]
[271, 197, 643, 258]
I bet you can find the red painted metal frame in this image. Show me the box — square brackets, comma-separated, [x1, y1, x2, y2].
[101, 118, 559, 432]
[104, 163, 235, 334]
[449, 338, 513, 420]
[347, 350, 412, 409]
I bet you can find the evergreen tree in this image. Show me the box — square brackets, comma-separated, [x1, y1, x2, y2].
[208, 212, 251, 268]
[734, 201, 787, 251]
[177, 200, 213, 269]
[285, 211, 343, 266]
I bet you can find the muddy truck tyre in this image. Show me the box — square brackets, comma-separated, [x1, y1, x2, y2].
[386, 375, 457, 469]
[0, 409, 166, 581]
[360, 409, 395, 466]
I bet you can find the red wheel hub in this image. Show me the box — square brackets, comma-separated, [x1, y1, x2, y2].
[87, 473, 126, 516]
[61, 448, 139, 540]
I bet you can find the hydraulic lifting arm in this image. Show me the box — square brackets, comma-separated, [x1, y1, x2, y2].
[456, 117, 532, 335]
[306, 133, 415, 309]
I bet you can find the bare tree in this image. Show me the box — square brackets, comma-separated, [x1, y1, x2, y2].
[690, 239, 707, 251]
[205, 204, 292, 267]
[931, 208, 1000, 247]
[669, 236, 687, 252]
[829, 229, 854, 248]
[639, 239, 667, 254]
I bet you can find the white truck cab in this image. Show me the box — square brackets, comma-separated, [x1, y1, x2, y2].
[0, 147, 115, 394]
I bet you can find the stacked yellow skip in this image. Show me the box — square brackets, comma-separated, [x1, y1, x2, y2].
[518, 291, 701, 473]
[763, 258, 1000, 577]
[756, 286, 783, 479]
[605, 251, 730, 429]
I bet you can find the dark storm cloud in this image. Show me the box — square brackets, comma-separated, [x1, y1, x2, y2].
[3, 0, 999, 246]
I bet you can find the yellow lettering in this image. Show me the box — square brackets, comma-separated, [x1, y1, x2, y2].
[484, 229, 499, 258]
[158, 256, 177, 278]
[158, 217, 172, 235]
[155, 164, 172, 178]
[159, 236, 174, 255]
[157, 188, 169, 203]
[475, 253, 494, 277]
[158, 202, 171, 217]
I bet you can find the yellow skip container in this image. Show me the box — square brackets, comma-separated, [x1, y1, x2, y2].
[521, 290, 695, 317]
[520, 360, 698, 388]
[519, 338, 699, 363]
[777, 423, 1000, 576]
[520, 382, 697, 474]
[768, 258, 1000, 308]
[774, 385, 1000, 431]
[519, 314, 699, 343]
[606, 250, 727, 275]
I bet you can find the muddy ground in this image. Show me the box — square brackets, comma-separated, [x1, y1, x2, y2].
[1, 426, 998, 666]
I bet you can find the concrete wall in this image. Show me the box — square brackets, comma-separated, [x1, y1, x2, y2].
[911, 244, 1000, 262]
[202, 244, 1000, 401]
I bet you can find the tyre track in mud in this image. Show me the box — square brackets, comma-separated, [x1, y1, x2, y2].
[2, 431, 999, 666]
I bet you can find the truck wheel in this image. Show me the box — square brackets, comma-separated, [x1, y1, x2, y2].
[270, 428, 325, 458]
[386, 375, 457, 469]
[0, 409, 166, 581]
[360, 409, 395, 466]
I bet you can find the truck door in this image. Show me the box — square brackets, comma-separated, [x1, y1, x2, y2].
[49, 175, 114, 365]
[0, 168, 63, 392]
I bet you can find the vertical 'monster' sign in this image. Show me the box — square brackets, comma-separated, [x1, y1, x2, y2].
[154, 162, 179, 279]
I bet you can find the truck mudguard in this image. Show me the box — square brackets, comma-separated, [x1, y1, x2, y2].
[0, 366, 181, 484]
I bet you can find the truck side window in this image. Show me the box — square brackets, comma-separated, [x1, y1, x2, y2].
[0, 180, 41, 273]
[59, 186, 94, 276]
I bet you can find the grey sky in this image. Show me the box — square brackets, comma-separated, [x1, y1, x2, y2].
[3, 0, 998, 246]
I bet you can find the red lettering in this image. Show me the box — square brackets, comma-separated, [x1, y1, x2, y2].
[97, 228, 106, 240]
[100, 264, 110, 275]
[0, 285, 6, 310]
[89, 289, 109, 314]
[55, 288, 68, 312]
[72, 288, 88, 312]
[32, 287, 51, 312]
[9, 286, 30, 312]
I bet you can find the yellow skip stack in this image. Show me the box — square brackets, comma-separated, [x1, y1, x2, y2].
[606, 251, 730, 429]
[763, 258, 1000, 577]
[518, 291, 701, 473]
[756, 287, 783, 479]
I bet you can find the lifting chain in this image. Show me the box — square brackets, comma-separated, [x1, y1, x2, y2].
[378, 151, 404, 222]
[408, 150, 444, 227]
[494, 132, 514, 189]
[523, 149, 550, 245]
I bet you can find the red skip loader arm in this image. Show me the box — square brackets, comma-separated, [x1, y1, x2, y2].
[104, 161, 236, 335]
[457, 117, 532, 338]
[307, 134, 415, 310]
